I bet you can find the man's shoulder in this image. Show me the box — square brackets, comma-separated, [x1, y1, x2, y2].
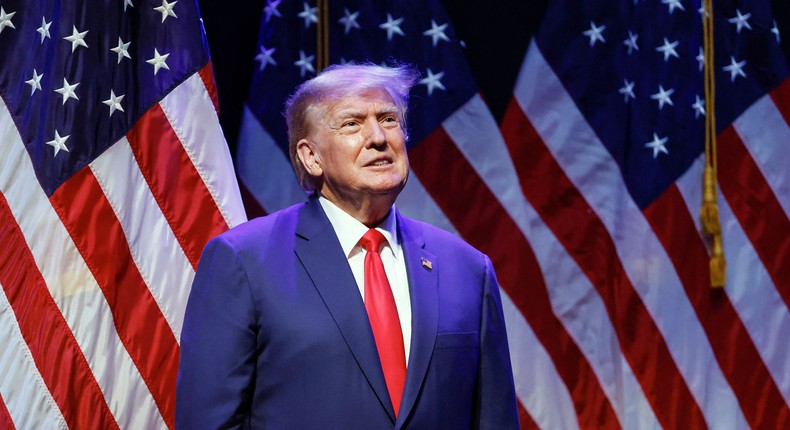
[399, 214, 483, 258]
[214, 201, 305, 247]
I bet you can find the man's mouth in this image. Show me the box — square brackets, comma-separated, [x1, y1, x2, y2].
[366, 157, 392, 166]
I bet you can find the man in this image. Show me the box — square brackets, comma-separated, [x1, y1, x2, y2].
[176, 63, 519, 429]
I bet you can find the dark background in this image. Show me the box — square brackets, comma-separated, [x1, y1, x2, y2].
[197, 1, 790, 155]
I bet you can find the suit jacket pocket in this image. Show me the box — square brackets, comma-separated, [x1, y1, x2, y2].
[435, 332, 479, 349]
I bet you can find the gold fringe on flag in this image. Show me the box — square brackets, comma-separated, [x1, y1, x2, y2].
[701, 0, 726, 288]
[316, 0, 330, 72]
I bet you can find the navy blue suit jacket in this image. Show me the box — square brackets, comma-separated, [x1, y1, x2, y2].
[176, 197, 519, 429]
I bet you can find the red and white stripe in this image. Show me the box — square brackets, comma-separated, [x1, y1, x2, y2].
[735, 85, 790, 219]
[676, 156, 790, 405]
[0, 285, 66, 430]
[0, 64, 246, 429]
[442, 94, 659, 428]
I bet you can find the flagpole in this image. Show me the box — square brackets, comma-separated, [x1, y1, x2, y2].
[316, 0, 329, 72]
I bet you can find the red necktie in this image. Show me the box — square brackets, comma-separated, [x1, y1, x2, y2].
[359, 229, 407, 417]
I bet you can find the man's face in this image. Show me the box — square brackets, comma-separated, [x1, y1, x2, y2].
[306, 88, 409, 207]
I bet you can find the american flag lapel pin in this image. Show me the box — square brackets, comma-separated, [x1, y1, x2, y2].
[421, 257, 432, 271]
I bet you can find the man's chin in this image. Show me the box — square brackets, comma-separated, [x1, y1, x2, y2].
[359, 172, 406, 192]
[368, 178, 407, 196]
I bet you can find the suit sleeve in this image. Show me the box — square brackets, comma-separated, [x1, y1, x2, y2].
[176, 235, 258, 430]
[475, 255, 520, 430]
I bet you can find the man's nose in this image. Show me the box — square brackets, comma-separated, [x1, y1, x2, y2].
[364, 118, 387, 148]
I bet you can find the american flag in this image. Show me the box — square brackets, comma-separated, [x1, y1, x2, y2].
[0, 0, 245, 428]
[500, 0, 790, 428]
[238, 0, 790, 428]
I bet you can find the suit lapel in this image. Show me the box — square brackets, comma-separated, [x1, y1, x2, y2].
[395, 213, 438, 428]
[294, 198, 396, 422]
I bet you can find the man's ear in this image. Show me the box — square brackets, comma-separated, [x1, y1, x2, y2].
[296, 139, 323, 177]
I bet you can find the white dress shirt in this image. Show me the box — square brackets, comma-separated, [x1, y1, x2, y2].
[319, 196, 412, 363]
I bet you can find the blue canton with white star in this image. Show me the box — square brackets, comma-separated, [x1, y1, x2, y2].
[535, 0, 788, 209]
[246, 0, 478, 154]
[0, 0, 210, 196]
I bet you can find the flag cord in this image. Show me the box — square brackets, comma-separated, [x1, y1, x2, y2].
[701, 0, 726, 288]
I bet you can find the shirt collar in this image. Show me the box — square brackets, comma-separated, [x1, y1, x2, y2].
[319, 196, 400, 258]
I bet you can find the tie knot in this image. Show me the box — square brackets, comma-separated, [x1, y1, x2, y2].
[359, 229, 387, 253]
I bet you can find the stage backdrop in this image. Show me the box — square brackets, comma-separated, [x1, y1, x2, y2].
[1, 0, 789, 428]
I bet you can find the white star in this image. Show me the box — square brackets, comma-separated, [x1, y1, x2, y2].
[583, 22, 606, 47]
[662, 0, 685, 14]
[146, 48, 170, 75]
[255, 45, 277, 71]
[650, 85, 674, 110]
[619, 79, 635, 103]
[111, 37, 131, 64]
[102, 90, 125, 117]
[154, 0, 178, 23]
[64, 26, 89, 52]
[423, 20, 450, 47]
[772, 20, 781, 43]
[656, 37, 679, 62]
[37, 17, 52, 43]
[645, 133, 669, 158]
[696, 46, 705, 72]
[698, 5, 709, 18]
[0, 7, 15, 35]
[122, 0, 134, 12]
[54, 78, 79, 104]
[692, 95, 705, 118]
[338, 8, 360, 34]
[298, 2, 318, 29]
[379, 13, 405, 41]
[419, 69, 446, 96]
[294, 50, 315, 77]
[723, 56, 747, 82]
[264, 0, 282, 22]
[25, 69, 43, 95]
[46, 131, 71, 156]
[623, 31, 639, 55]
[728, 9, 751, 34]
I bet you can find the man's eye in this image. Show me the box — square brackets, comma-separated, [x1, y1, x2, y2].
[342, 121, 358, 127]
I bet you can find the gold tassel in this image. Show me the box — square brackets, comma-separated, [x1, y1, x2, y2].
[701, 0, 726, 288]
[709, 234, 726, 288]
[701, 164, 725, 287]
